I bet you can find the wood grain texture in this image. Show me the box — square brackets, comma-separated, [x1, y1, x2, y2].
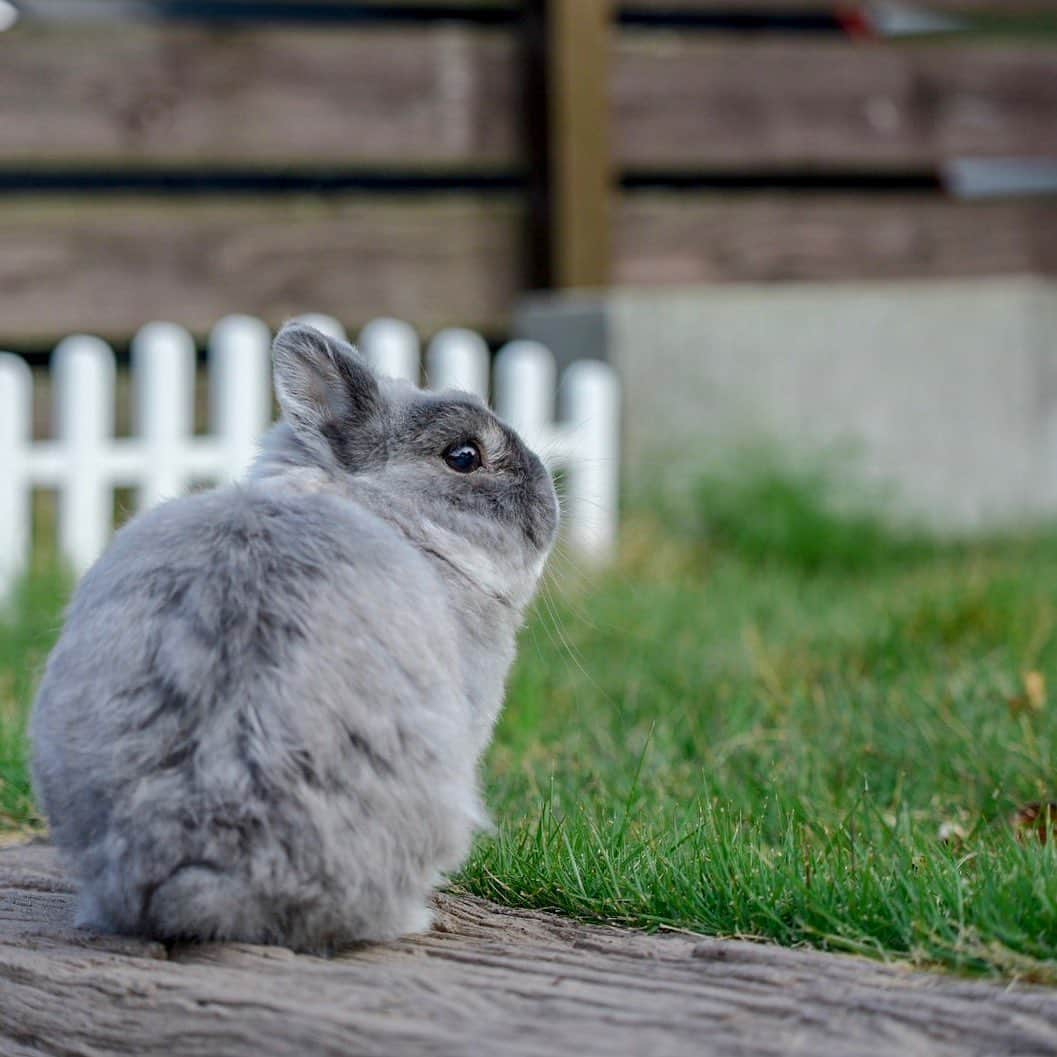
[547, 0, 613, 287]
[0, 24, 519, 167]
[0, 197, 522, 343]
[615, 37, 1057, 169]
[625, 1, 1057, 10]
[2, 843, 1057, 1057]
[5, 193, 1057, 346]
[615, 194, 1057, 284]
[7, 24, 1057, 172]
[15, 0, 518, 13]
[19, 0, 1056, 13]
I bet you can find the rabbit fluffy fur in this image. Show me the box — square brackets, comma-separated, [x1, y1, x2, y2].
[30, 323, 558, 953]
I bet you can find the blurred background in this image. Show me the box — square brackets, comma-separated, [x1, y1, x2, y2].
[4, 0, 1057, 530]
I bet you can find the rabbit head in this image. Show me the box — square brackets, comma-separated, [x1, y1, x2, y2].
[253, 322, 560, 612]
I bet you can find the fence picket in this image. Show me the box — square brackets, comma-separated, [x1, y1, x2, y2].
[53, 336, 115, 578]
[427, 329, 490, 400]
[359, 318, 420, 383]
[560, 359, 621, 558]
[493, 341, 556, 455]
[133, 322, 196, 509]
[0, 355, 32, 602]
[210, 315, 273, 485]
[294, 314, 346, 343]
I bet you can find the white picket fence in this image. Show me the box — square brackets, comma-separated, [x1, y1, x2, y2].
[0, 314, 619, 597]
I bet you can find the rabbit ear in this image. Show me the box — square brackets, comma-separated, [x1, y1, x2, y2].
[272, 323, 379, 438]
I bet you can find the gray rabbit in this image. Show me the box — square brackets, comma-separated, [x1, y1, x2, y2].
[30, 322, 558, 953]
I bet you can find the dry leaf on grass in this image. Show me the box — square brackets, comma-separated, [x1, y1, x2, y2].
[1007, 670, 1046, 716]
[1011, 801, 1057, 845]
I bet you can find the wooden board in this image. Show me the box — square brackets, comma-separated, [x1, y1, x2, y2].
[14, 0, 520, 18]
[615, 36, 1057, 170]
[626, 1, 1057, 10]
[0, 24, 519, 167]
[17, 0, 1057, 13]
[0, 197, 522, 343]
[615, 193, 1057, 283]
[5, 192, 1057, 347]
[3, 842, 1057, 1057]
[6, 25, 1057, 172]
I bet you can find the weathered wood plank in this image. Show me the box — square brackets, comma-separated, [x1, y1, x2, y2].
[17, 0, 1057, 14]
[6, 25, 1057, 171]
[15, 0, 520, 19]
[0, 197, 522, 343]
[615, 194, 1057, 283]
[5, 193, 1057, 347]
[616, 36, 1057, 169]
[626, 1, 1057, 10]
[2, 842, 1057, 1057]
[0, 24, 519, 167]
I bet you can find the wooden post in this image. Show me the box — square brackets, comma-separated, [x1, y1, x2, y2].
[523, 0, 613, 291]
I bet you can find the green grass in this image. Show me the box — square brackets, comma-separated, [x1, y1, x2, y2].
[3, 468, 1057, 979]
[459, 462, 1057, 980]
[0, 566, 69, 833]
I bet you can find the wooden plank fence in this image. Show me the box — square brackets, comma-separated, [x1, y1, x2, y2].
[1, 0, 1057, 346]
[8, 27, 1057, 170]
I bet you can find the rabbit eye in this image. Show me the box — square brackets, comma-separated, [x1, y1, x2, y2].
[443, 441, 482, 474]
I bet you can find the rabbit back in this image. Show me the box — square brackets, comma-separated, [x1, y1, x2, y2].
[31, 484, 481, 952]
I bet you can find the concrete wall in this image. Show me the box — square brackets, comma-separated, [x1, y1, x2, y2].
[515, 278, 1057, 530]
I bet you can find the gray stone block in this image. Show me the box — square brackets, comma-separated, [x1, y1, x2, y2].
[514, 294, 609, 373]
[518, 278, 1057, 530]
